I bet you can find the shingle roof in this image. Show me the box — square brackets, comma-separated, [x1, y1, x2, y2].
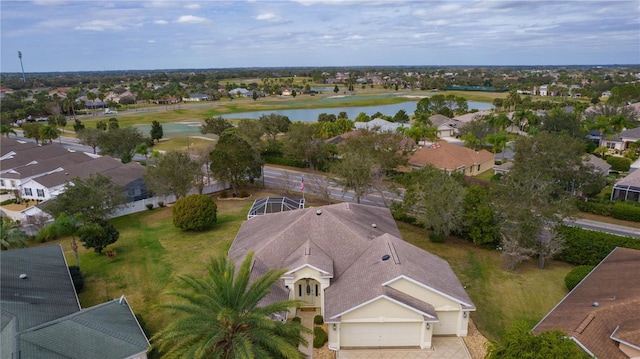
[229, 203, 474, 322]
[18, 297, 150, 359]
[613, 168, 640, 189]
[3, 151, 94, 180]
[1, 141, 71, 170]
[533, 247, 640, 359]
[0, 245, 80, 331]
[0, 138, 39, 157]
[619, 127, 640, 141]
[408, 141, 494, 170]
[31, 156, 126, 188]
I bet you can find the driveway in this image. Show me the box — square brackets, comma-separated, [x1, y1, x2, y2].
[337, 337, 472, 359]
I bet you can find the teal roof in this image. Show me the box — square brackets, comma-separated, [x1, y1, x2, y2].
[18, 297, 149, 359]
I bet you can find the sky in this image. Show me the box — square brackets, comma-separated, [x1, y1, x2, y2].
[1, 0, 639, 73]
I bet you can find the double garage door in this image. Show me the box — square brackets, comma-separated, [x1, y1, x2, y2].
[340, 322, 421, 347]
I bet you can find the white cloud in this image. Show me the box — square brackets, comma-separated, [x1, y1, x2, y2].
[175, 15, 208, 24]
[345, 34, 363, 40]
[74, 20, 126, 31]
[255, 13, 278, 21]
[154, 19, 168, 25]
[148, 40, 156, 43]
[184, 4, 200, 10]
[32, 1, 67, 6]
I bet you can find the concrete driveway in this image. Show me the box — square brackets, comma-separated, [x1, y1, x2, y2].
[336, 337, 472, 359]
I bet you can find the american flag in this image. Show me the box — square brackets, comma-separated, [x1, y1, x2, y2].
[300, 176, 305, 192]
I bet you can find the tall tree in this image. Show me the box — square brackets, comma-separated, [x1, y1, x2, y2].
[152, 252, 308, 359]
[77, 128, 102, 154]
[282, 122, 331, 170]
[399, 165, 466, 240]
[144, 150, 200, 199]
[493, 132, 592, 269]
[150, 120, 164, 143]
[1, 124, 17, 138]
[331, 130, 407, 204]
[43, 174, 125, 222]
[39, 124, 59, 144]
[21, 122, 43, 144]
[200, 116, 233, 136]
[97, 127, 145, 163]
[209, 132, 263, 196]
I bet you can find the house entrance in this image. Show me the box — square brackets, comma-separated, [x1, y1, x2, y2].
[295, 278, 320, 306]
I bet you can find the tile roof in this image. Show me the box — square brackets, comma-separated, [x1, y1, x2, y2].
[228, 202, 474, 322]
[408, 141, 494, 171]
[533, 247, 640, 359]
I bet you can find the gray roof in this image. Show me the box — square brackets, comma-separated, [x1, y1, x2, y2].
[31, 156, 125, 188]
[0, 138, 39, 157]
[18, 298, 150, 359]
[3, 151, 94, 180]
[0, 245, 80, 331]
[1, 141, 71, 171]
[619, 127, 640, 141]
[614, 168, 640, 189]
[228, 203, 474, 321]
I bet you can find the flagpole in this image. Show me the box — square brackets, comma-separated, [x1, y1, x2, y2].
[301, 176, 305, 204]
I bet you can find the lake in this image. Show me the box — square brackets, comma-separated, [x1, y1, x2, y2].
[222, 99, 493, 122]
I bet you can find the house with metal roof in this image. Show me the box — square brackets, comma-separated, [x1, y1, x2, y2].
[228, 202, 475, 353]
[1, 245, 150, 359]
[533, 247, 640, 359]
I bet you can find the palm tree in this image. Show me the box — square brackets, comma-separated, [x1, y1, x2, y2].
[0, 217, 29, 250]
[152, 252, 309, 359]
[40, 124, 59, 144]
[1, 124, 17, 138]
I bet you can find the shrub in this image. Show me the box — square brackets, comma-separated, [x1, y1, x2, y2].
[292, 317, 301, 323]
[0, 198, 17, 206]
[158, 201, 165, 207]
[313, 326, 328, 348]
[606, 156, 632, 172]
[575, 199, 613, 216]
[612, 202, 640, 222]
[555, 225, 640, 265]
[146, 203, 154, 210]
[314, 314, 324, 325]
[68, 266, 84, 293]
[238, 190, 250, 198]
[77, 219, 119, 254]
[219, 191, 228, 199]
[172, 194, 217, 231]
[429, 233, 445, 243]
[565, 265, 595, 291]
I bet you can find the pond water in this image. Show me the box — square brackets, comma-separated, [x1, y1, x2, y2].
[222, 99, 493, 122]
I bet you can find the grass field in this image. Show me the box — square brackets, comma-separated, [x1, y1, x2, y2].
[44, 189, 572, 343]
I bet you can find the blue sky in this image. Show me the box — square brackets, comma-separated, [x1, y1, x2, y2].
[1, 0, 639, 72]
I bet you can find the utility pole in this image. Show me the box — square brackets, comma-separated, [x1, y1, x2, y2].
[18, 51, 26, 83]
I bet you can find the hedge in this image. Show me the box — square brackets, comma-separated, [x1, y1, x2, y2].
[556, 226, 640, 265]
[264, 156, 308, 168]
[575, 200, 613, 216]
[564, 265, 595, 291]
[606, 156, 632, 172]
[313, 327, 328, 348]
[612, 202, 640, 222]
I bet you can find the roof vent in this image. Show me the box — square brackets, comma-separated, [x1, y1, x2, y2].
[592, 301, 599, 307]
[19, 273, 28, 279]
[316, 209, 322, 216]
[372, 223, 377, 228]
[382, 254, 390, 261]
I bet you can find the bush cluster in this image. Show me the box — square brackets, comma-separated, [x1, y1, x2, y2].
[612, 202, 640, 222]
[264, 156, 308, 168]
[576, 199, 640, 222]
[172, 194, 217, 231]
[555, 226, 640, 265]
[313, 326, 328, 348]
[564, 265, 595, 291]
[606, 156, 632, 172]
[68, 266, 84, 293]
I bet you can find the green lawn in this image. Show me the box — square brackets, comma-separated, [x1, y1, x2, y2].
[49, 189, 571, 342]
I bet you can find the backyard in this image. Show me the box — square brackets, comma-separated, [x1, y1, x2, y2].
[43, 188, 572, 344]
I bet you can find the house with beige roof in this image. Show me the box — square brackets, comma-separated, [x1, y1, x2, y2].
[228, 202, 475, 353]
[533, 247, 640, 359]
[408, 141, 495, 176]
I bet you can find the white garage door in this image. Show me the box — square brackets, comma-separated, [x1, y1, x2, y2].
[433, 311, 459, 335]
[341, 322, 421, 347]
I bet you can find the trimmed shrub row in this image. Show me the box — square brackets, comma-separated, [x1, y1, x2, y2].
[606, 156, 632, 172]
[576, 199, 640, 222]
[313, 326, 328, 348]
[556, 226, 640, 265]
[264, 156, 308, 169]
[564, 265, 595, 291]
[612, 202, 640, 222]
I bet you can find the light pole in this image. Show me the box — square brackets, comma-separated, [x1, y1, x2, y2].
[18, 51, 26, 83]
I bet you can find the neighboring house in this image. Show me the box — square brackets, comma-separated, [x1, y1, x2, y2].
[183, 93, 210, 102]
[228, 203, 475, 352]
[493, 161, 513, 175]
[453, 110, 492, 127]
[408, 141, 495, 176]
[229, 88, 249, 97]
[611, 169, 640, 202]
[428, 114, 459, 137]
[533, 247, 640, 359]
[538, 85, 549, 96]
[0, 245, 150, 359]
[354, 118, 407, 133]
[618, 127, 640, 150]
[325, 130, 362, 145]
[586, 154, 612, 175]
